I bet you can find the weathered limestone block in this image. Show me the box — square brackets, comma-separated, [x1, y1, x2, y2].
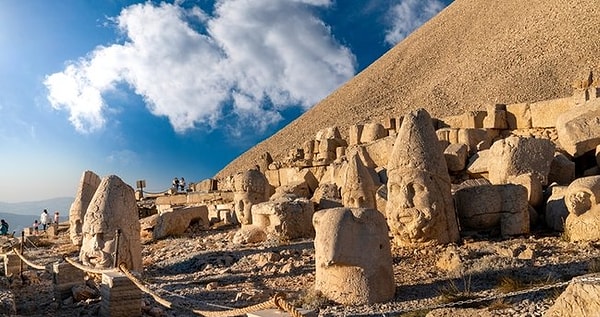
[155, 194, 187, 210]
[53, 262, 85, 301]
[506, 103, 532, 129]
[278, 168, 318, 193]
[79, 175, 142, 272]
[498, 184, 530, 236]
[556, 99, 600, 157]
[264, 169, 280, 188]
[251, 196, 315, 240]
[436, 128, 459, 145]
[258, 152, 273, 173]
[313, 208, 394, 305]
[303, 140, 315, 161]
[193, 178, 217, 192]
[232, 225, 267, 244]
[439, 115, 463, 129]
[143, 206, 209, 240]
[349, 136, 395, 169]
[545, 273, 600, 317]
[311, 183, 343, 210]
[507, 173, 543, 208]
[99, 271, 141, 317]
[548, 152, 576, 186]
[457, 128, 498, 155]
[483, 104, 508, 129]
[488, 136, 555, 186]
[233, 169, 269, 226]
[530, 97, 576, 128]
[271, 181, 311, 200]
[545, 184, 568, 231]
[466, 149, 491, 177]
[386, 108, 460, 246]
[444, 143, 468, 172]
[348, 124, 363, 146]
[462, 111, 486, 128]
[360, 123, 387, 143]
[319, 163, 346, 188]
[455, 183, 529, 236]
[564, 176, 600, 216]
[69, 170, 101, 246]
[341, 154, 377, 209]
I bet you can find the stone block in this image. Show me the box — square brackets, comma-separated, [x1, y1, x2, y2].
[53, 262, 84, 301]
[506, 103, 532, 129]
[359, 136, 395, 168]
[483, 104, 508, 129]
[100, 271, 141, 317]
[466, 150, 490, 177]
[3, 253, 25, 276]
[458, 128, 498, 155]
[247, 308, 316, 317]
[360, 123, 387, 143]
[462, 111, 486, 128]
[436, 128, 459, 144]
[548, 152, 576, 186]
[264, 169, 281, 188]
[444, 143, 468, 172]
[530, 97, 576, 128]
[556, 99, 600, 157]
[348, 125, 362, 146]
[252, 196, 315, 240]
[545, 184, 568, 231]
[488, 136, 555, 186]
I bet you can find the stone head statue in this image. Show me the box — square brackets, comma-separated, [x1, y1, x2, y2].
[386, 108, 459, 246]
[69, 170, 101, 246]
[79, 175, 142, 272]
[341, 154, 376, 209]
[313, 207, 394, 305]
[233, 169, 269, 225]
[565, 176, 600, 216]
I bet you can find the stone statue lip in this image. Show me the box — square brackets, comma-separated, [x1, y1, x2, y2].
[81, 250, 111, 268]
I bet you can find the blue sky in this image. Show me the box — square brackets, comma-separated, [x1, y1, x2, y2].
[0, 0, 450, 203]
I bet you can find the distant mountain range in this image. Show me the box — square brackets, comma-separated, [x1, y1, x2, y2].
[0, 197, 73, 234]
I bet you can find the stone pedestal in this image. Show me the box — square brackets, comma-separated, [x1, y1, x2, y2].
[52, 262, 84, 301]
[3, 253, 25, 276]
[100, 271, 141, 317]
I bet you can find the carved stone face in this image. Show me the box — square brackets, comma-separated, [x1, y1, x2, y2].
[80, 231, 115, 268]
[387, 170, 443, 244]
[567, 191, 592, 216]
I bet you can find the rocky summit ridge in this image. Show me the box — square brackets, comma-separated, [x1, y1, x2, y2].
[217, 0, 600, 179]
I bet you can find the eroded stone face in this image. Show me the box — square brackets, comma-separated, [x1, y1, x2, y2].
[387, 169, 447, 244]
[386, 108, 459, 246]
[79, 175, 142, 272]
[69, 170, 101, 246]
[233, 169, 269, 226]
[341, 154, 377, 209]
[313, 207, 394, 305]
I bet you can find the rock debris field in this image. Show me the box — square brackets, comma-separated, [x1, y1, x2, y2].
[3, 223, 600, 317]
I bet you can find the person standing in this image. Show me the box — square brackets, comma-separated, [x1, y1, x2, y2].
[0, 219, 8, 235]
[53, 211, 60, 224]
[40, 209, 49, 231]
[172, 177, 180, 191]
[180, 177, 186, 192]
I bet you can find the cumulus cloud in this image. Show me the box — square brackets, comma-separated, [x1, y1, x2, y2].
[44, 0, 356, 134]
[384, 0, 446, 45]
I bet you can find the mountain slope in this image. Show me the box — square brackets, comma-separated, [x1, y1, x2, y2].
[217, 0, 600, 178]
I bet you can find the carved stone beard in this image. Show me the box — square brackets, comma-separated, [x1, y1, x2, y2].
[387, 170, 445, 245]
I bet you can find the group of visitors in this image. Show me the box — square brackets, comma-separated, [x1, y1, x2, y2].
[32, 209, 60, 235]
[172, 177, 187, 192]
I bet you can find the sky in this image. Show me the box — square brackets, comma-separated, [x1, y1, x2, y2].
[0, 0, 451, 203]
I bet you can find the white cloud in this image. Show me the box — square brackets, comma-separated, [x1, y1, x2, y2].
[384, 0, 446, 45]
[44, 0, 355, 134]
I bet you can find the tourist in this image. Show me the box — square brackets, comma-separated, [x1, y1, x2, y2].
[172, 177, 180, 191]
[40, 209, 49, 231]
[33, 220, 39, 235]
[0, 219, 8, 235]
[180, 177, 186, 192]
[54, 211, 60, 224]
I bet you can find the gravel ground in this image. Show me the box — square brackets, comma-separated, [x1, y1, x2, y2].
[4, 225, 600, 317]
